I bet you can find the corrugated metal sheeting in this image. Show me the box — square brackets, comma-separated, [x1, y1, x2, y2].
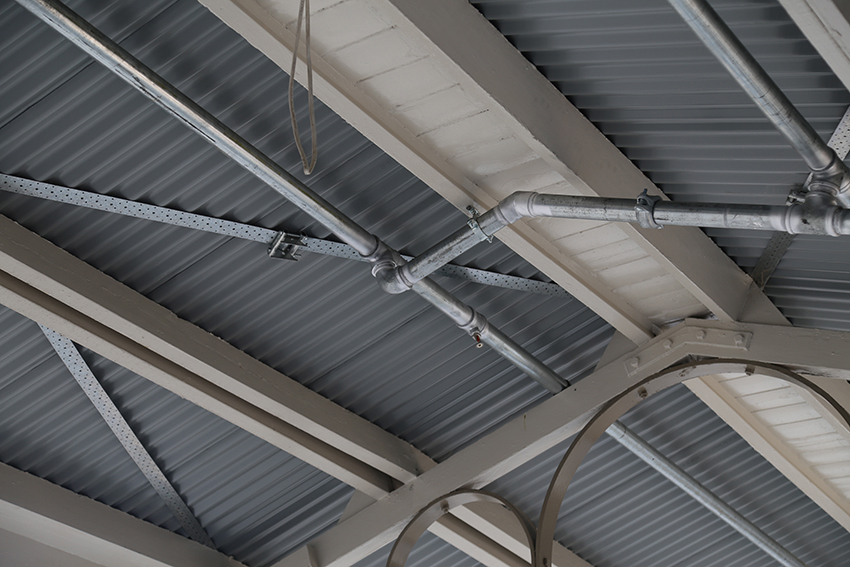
[473, 0, 850, 331]
[486, 384, 850, 567]
[0, 0, 612, 458]
[0, 305, 353, 566]
[347, 384, 850, 567]
[1, 0, 849, 565]
[0, 0, 610, 564]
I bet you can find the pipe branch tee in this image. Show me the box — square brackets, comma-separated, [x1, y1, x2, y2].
[368, 239, 412, 295]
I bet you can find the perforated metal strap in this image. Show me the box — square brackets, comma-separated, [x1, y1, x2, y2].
[0, 174, 569, 297]
[40, 325, 215, 548]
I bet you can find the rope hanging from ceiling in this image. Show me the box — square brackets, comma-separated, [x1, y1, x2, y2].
[289, 0, 318, 175]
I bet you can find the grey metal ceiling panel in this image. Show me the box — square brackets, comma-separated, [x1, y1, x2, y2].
[4, 0, 847, 566]
[352, 532, 483, 567]
[0, 307, 180, 534]
[487, 384, 850, 567]
[707, 227, 850, 331]
[0, 304, 352, 567]
[0, 0, 613, 465]
[77, 344, 353, 567]
[472, 0, 850, 330]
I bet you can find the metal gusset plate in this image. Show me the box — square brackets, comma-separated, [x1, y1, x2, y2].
[0, 174, 570, 297]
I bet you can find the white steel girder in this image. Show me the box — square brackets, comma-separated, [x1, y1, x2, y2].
[198, 0, 772, 344]
[0, 463, 244, 567]
[0, 214, 591, 567]
[3, 210, 850, 565]
[269, 318, 850, 567]
[189, 0, 850, 541]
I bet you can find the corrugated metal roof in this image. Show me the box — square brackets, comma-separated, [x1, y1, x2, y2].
[2, 0, 849, 566]
[0, 0, 610, 563]
[0, 305, 353, 567]
[472, 0, 850, 331]
[0, 0, 612, 463]
[487, 384, 850, 567]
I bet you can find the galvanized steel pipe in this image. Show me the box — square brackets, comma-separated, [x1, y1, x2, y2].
[667, 0, 850, 204]
[606, 420, 807, 567]
[390, 192, 850, 290]
[19, 0, 567, 393]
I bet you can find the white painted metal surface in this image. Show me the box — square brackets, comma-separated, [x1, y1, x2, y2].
[0, 212, 592, 567]
[0, 463, 245, 567]
[199, 0, 773, 343]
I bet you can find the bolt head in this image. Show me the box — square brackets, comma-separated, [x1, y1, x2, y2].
[663, 339, 673, 349]
[695, 330, 706, 340]
[734, 334, 745, 347]
[629, 357, 640, 369]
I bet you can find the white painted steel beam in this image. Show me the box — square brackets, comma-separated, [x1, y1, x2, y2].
[40, 325, 214, 548]
[0, 213, 592, 567]
[687, 375, 850, 533]
[270, 325, 755, 567]
[0, 463, 244, 567]
[272, 319, 850, 567]
[778, 0, 850, 93]
[0, 213, 419, 497]
[4, 210, 850, 565]
[197, 0, 783, 344]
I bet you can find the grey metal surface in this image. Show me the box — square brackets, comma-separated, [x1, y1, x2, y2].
[605, 420, 806, 567]
[488, 384, 850, 567]
[0, 173, 571, 297]
[0, 1, 612, 563]
[0, 0, 608, 453]
[472, 0, 850, 331]
[40, 325, 214, 548]
[750, 231, 796, 289]
[667, 0, 848, 202]
[0, 306, 353, 567]
[750, 105, 850, 288]
[2, 1, 847, 567]
[18, 0, 570, 395]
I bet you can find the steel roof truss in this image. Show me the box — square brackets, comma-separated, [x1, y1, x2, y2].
[39, 325, 215, 549]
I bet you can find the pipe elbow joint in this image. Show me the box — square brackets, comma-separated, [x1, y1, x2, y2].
[368, 239, 413, 294]
[496, 192, 539, 224]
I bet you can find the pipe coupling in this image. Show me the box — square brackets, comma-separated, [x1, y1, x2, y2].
[457, 308, 489, 338]
[781, 191, 846, 236]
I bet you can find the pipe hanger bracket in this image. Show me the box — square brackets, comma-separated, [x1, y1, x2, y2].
[636, 189, 663, 229]
[466, 206, 493, 243]
[268, 232, 307, 261]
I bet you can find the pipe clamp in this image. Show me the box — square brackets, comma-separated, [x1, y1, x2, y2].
[635, 189, 663, 229]
[466, 206, 493, 243]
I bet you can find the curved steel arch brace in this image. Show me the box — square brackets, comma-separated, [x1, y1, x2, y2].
[535, 359, 850, 567]
[387, 489, 537, 567]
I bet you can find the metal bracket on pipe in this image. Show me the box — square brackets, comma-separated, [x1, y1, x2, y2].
[635, 189, 663, 229]
[268, 232, 306, 261]
[466, 206, 493, 243]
